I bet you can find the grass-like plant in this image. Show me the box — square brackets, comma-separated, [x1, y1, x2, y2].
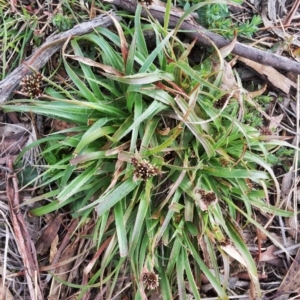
[0, 6, 39, 80]
[2, 5, 294, 299]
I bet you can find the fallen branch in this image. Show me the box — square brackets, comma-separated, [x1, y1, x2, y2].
[106, 0, 300, 76]
[0, 12, 119, 104]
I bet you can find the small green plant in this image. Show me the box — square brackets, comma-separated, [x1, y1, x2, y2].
[238, 14, 262, 38]
[52, 13, 74, 31]
[196, 4, 262, 38]
[268, 148, 296, 169]
[0, 8, 38, 79]
[244, 95, 273, 127]
[244, 111, 263, 127]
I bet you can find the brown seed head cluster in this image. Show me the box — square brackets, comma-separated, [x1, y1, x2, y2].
[220, 158, 230, 167]
[131, 157, 160, 180]
[142, 269, 159, 290]
[139, 0, 154, 5]
[145, 0, 154, 4]
[245, 178, 253, 190]
[218, 237, 231, 246]
[260, 126, 272, 135]
[196, 189, 217, 205]
[214, 94, 228, 109]
[20, 73, 43, 97]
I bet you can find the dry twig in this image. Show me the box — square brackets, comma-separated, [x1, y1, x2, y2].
[105, 0, 300, 75]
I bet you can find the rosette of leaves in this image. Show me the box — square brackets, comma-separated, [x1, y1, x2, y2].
[3, 5, 294, 299]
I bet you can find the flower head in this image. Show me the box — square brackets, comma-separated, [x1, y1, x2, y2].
[131, 157, 161, 181]
[260, 126, 272, 135]
[20, 73, 43, 97]
[142, 268, 159, 290]
[195, 188, 218, 211]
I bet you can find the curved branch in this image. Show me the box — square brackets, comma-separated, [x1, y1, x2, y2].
[0, 13, 119, 104]
[107, 0, 300, 75]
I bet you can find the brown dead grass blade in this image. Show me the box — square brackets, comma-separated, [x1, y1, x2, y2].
[48, 239, 80, 300]
[6, 159, 43, 300]
[275, 246, 300, 298]
[36, 214, 63, 255]
[238, 57, 296, 94]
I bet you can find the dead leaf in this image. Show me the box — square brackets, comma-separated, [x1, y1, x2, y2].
[238, 57, 296, 94]
[199, 236, 212, 268]
[10, 0, 17, 12]
[0, 132, 29, 156]
[106, 13, 128, 65]
[50, 119, 76, 134]
[89, 1, 96, 19]
[275, 246, 300, 298]
[0, 123, 27, 137]
[50, 235, 59, 264]
[66, 54, 124, 76]
[219, 31, 237, 58]
[157, 127, 170, 135]
[268, 114, 284, 131]
[211, 32, 240, 98]
[221, 244, 247, 268]
[36, 215, 63, 255]
[49, 241, 79, 300]
[259, 245, 279, 262]
[220, 61, 239, 93]
[292, 47, 300, 62]
[261, 3, 300, 47]
[285, 215, 298, 239]
[281, 167, 294, 199]
[103, 159, 125, 192]
[248, 83, 267, 98]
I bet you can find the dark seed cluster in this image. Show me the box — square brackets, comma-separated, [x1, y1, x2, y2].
[131, 157, 160, 180]
[196, 189, 217, 205]
[20, 73, 43, 97]
[145, 0, 154, 5]
[214, 95, 228, 108]
[142, 269, 159, 290]
[220, 158, 230, 167]
[218, 237, 230, 246]
[139, 0, 154, 5]
[245, 178, 253, 190]
[260, 126, 272, 135]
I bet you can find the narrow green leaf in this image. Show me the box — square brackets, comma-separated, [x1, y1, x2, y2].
[114, 201, 128, 257]
[129, 191, 149, 256]
[74, 118, 115, 154]
[135, 5, 148, 57]
[177, 249, 187, 300]
[119, 100, 167, 140]
[202, 166, 269, 179]
[157, 261, 173, 299]
[166, 237, 182, 276]
[96, 179, 138, 216]
[183, 248, 201, 300]
[139, 30, 175, 73]
[225, 217, 261, 296]
[71, 39, 103, 99]
[103, 72, 174, 85]
[183, 233, 229, 300]
[57, 165, 97, 202]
